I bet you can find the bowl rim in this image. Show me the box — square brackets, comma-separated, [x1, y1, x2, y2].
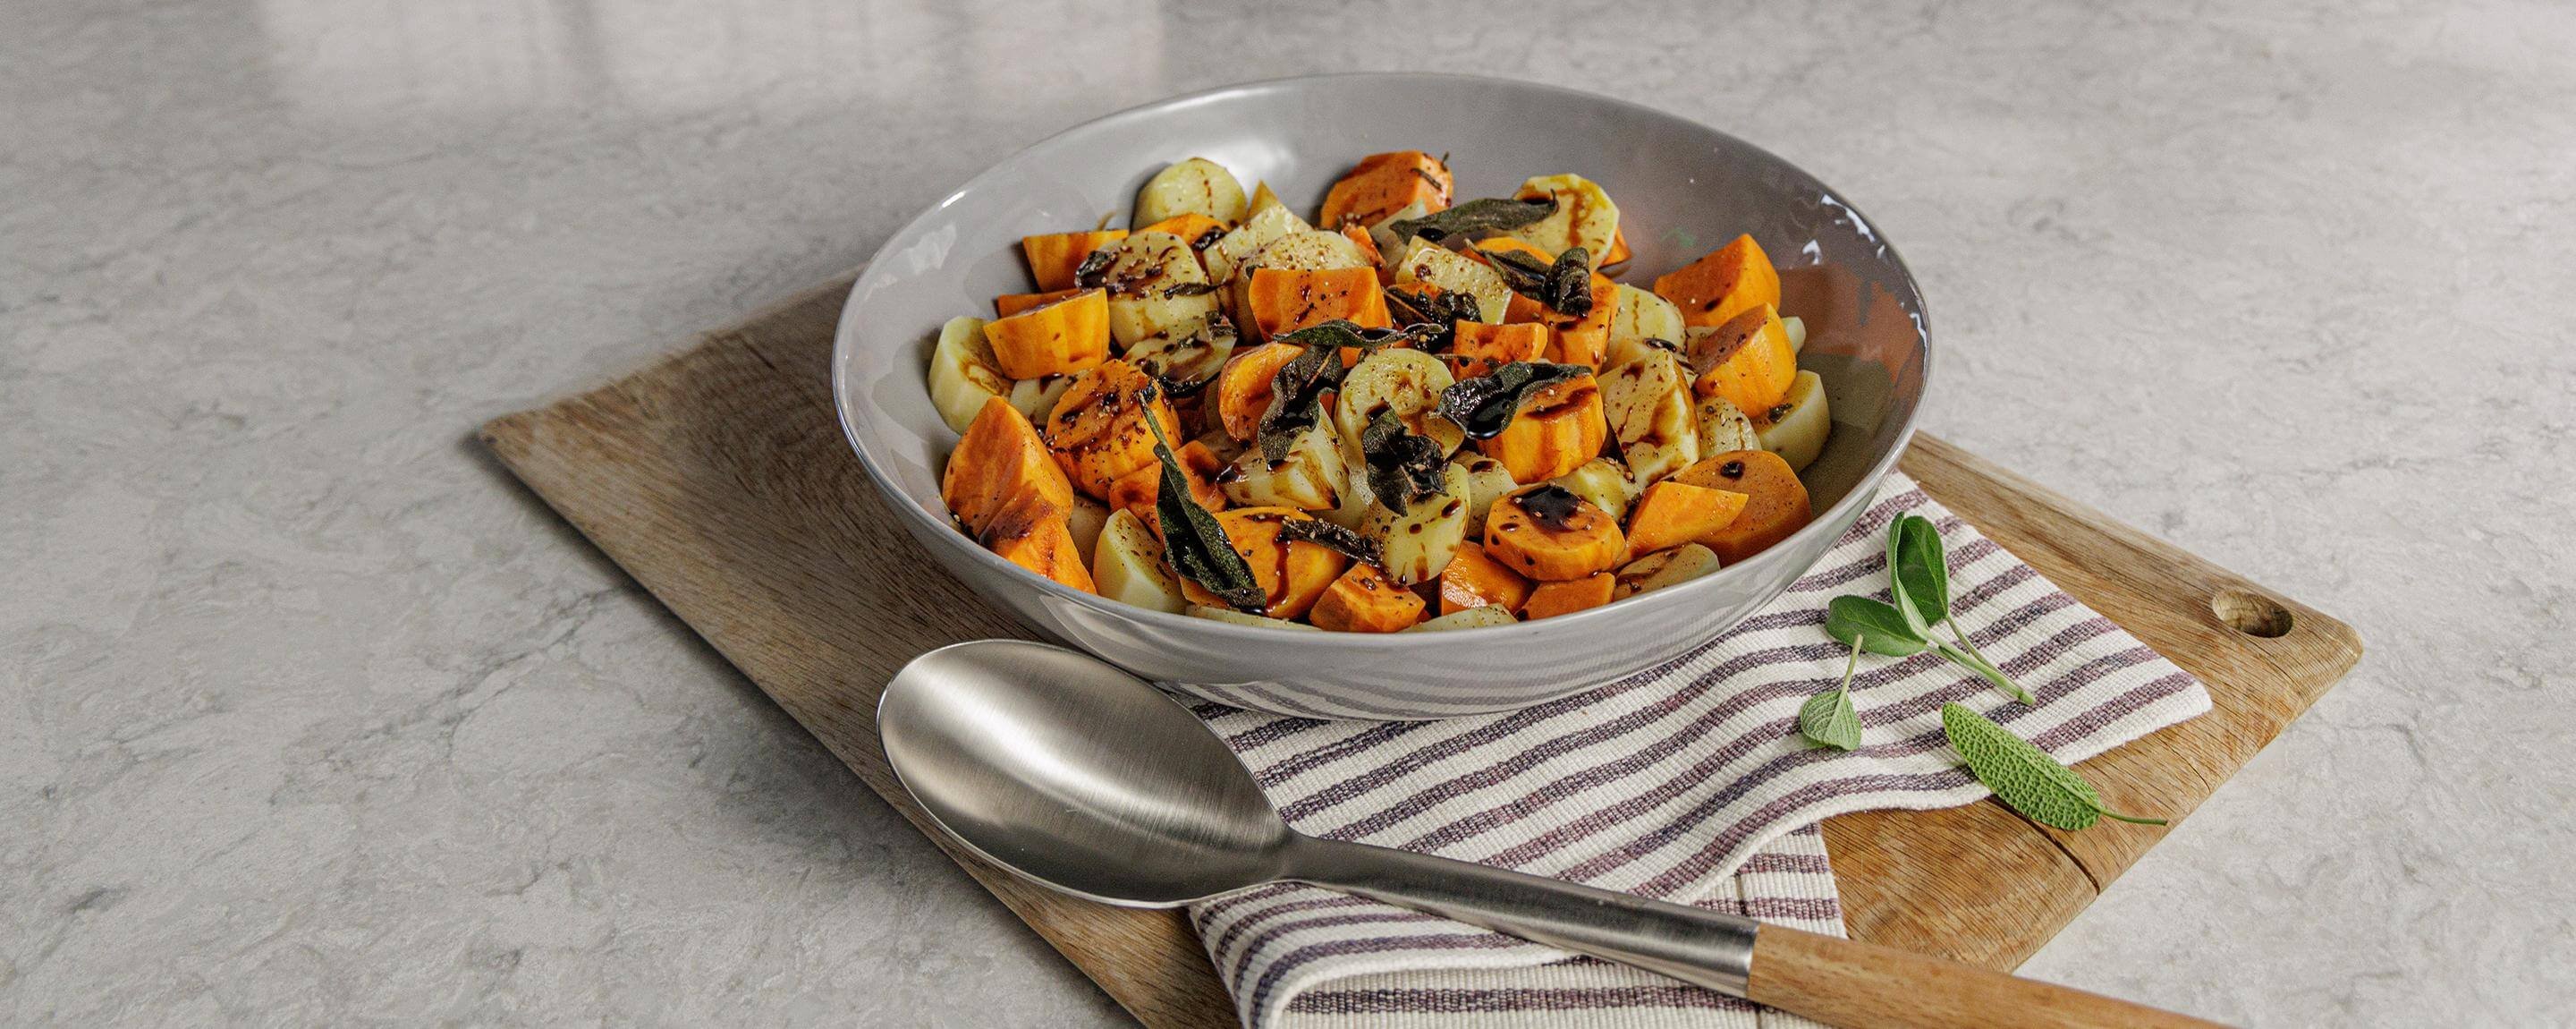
[832, 71, 1929, 646]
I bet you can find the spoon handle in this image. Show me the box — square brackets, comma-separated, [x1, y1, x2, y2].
[1283, 836, 2219, 1029]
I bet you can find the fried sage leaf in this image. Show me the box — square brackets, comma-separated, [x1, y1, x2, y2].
[1386, 285, 1482, 330]
[1436, 361, 1587, 439]
[1359, 409, 1448, 515]
[1271, 319, 1406, 356]
[1071, 247, 1119, 290]
[1131, 312, 1239, 397]
[1146, 421, 1265, 612]
[1382, 197, 1557, 244]
[1255, 339, 1346, 464]
[1941, 702, 2165, 829]
[1484, 246, 1594, 316]
[1278, 517, 1381, 566]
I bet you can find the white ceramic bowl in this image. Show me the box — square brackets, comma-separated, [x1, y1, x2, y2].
[834, 72, 1928, 719]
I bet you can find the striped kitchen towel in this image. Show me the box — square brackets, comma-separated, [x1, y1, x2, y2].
[1183, 472, 2212, 1028]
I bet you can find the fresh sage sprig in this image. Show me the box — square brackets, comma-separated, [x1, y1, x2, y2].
[1798, 634, 1865, 751]
[1805, 514, 2165, 829]
[1876, 514, 2034, 704]
[1941, 703, 2167, 829]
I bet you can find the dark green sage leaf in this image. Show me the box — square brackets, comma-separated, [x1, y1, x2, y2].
[1270, 319, 1407, 356]
[1278, 517, 1381, 566]
[1435, 361, 1587, 439]
[1486, 246, 1595, 316]
[1383, 197, 1557, 244]
[1941, 702, 2165, 830]
[1823, 595, 1929, 657]
[1071, 246, 1118, 290]
[1360, 409, 1447, 515]
[1146, 421, 1265, 613]
[1133, 313, 1239, 397]
[1892, 514, 1948, 630]
[1255, 340, 1346, 464]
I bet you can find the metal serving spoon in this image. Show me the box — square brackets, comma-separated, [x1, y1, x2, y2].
[878, 640, 2216, 1029]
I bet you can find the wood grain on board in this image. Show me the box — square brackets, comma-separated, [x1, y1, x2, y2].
[479, 274, 2361, 1026]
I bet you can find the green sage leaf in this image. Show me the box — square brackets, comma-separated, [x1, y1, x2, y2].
[1360, 409, 1446, 515]
[1823, 595, 1929, 656]
[1435, 361, 1587, 439]
[1146, 421, 1265, 613]
[1801, 688, 1861, 751]
[1940, 702, 2166, 830]
[1278, 517, 1381, 566]
[1893, 514, 1948, 629]
[1382, 197, 1558, 244]
[1254, 339, 1346, 464]
[1800, 635, 1866, 752]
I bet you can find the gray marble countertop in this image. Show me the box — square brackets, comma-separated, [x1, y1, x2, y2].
[7, 1, 2571, 1025]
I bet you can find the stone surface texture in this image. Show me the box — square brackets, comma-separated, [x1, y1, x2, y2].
[4, 1, 2570, 1025]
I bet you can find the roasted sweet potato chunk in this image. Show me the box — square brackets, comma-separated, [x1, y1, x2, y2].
[1655, 234, 1780, 329]
[1437, 540, 1534, 615]
[1522, 572, 1614, 620]
[1476, 373, 1606, 484]
[942, 396, 1075, 534]
[1043, 360, 1182, 499]
[1022, 230, 1128, 292]
[1447, 320, 1550, 379]
[1179, 506, 1351, 619]
[1307, 562, 1425, 633]
[985, 288, 1110, 379]
[1212, 342, 1304, 440]
[1623, 480, 1750, 557]
[1247, 268, 1391, 341]
[1319, 150, 1453, 228]
[1687, 303, 1798, 417]
[1674, 449, 1812, 562]
[1482, 484, 1626, 581]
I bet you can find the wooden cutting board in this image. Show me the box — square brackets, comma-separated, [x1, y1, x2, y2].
[479, 274, 2361, 1026]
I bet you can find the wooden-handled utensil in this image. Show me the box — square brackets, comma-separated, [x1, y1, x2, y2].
[878, 640, 2223, 1028]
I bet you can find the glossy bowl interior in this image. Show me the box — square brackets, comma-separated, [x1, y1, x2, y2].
[834, 72, 1928, 719]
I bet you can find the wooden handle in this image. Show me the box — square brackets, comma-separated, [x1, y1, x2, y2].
[1744, 925, 2227, 1029]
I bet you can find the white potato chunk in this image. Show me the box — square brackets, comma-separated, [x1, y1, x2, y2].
[1134, 157, 1248, 227]
[1451, 453, 1519, 540]
[1605, 285, 1687, 370]
[1694, 394, 1763, 455]
[1362, 463, 1471, 586]
[1066, 497, 1109, 559]
[1335, 348, 1462, 460]
[1784, 315, 1809, 353]
[1220, 417, 1348, 511]
[1598, 348, 1700, 487]
[1123, 313, 1238, 396]
[1093, 508, 1186, 613]
[1548, 458, 1637, 523]
[1204, 205, 1310, 286]
[1612, 543, 1722, 600]
[1504, 174, 1621, 269]
[928, 316, 1013, 435]
[1092, 232, 1221, 347]
[1004, 374, 1072, 426]
[1756, 369, 1832, 472]
[1393, 237, 1513, 323]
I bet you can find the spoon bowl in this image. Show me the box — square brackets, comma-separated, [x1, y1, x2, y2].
[877, 640, 2218, 1029]
[879, 639, 1292, 906]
